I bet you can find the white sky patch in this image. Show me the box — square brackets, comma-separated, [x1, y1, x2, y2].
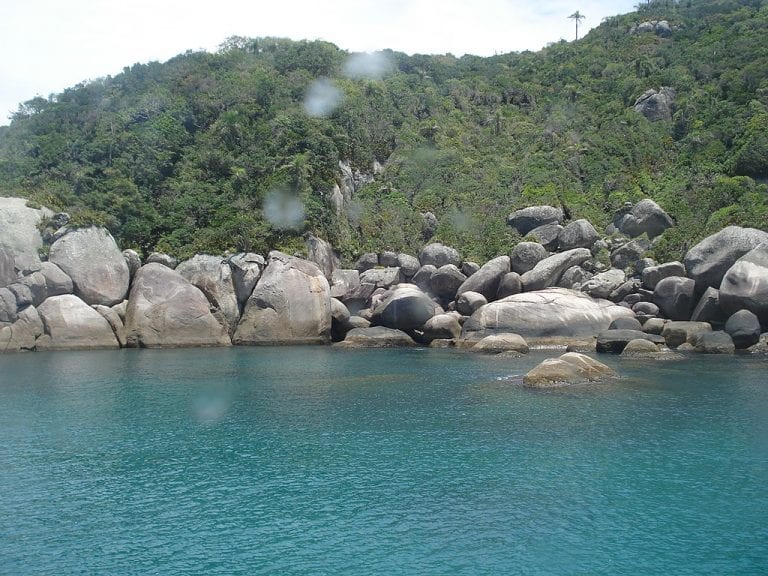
[304, 78, 344, 118]
[0, 0, 639, 125]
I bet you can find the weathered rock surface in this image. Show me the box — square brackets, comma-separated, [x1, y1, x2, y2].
[684, 227, 768, 293]
[620, 338, 662, 357]
[370, 284, 439, 332]
[420, 314, 462, 342]
[596, 329, 665, 353]
[330, 269, 362, 301]
[412, 265, 437, 293]
[49, 227, 129, 306]
[0, 197, 50, 272]
[354, 252, 379, 272]
[306, 235, 339, 279]
[397, 253, 421, 278]
[724, 310, 761, 349]
[690, 287, 727, 325]
[633, 88, 675, 122]
[0, 247, 15, 288]
[234, 252, 330, 345]
[430, 264, 467, 300]
[473, 333, 529, 354]
[37, 295, 119, 350]
[93, 304, 127, 348]
[691, 331, 735, 354]
[524, 223, 562, 251]
[39, 262, 73, 297]
[419, 243, 461, 268]
[520, 249, 592, 291]
[176, 255, 239, 334]
[507, 205, 563, 236]
[719, 243, 768, 324]
[228, 253, 265, 309]
[610, 238, 651, 270]
[558, 219, 600, 251]
[510, 242, 548, 274]
[360, 267, 403, 290]
[609, 317, 643, 331]
[456, 255, 510, 300]
[126, 263, 231, 348]
[122, 249, 142, 279]
[653, 276, 696, 320]
[642, 261, 686, 290]
[614, 199, 674, 239]
[456, 291, 487, 316]
[523, 352, 616, 388]
[0, 287, 17, 324]
[0, 305, 43, 352]
[338, 326, 416, 347]
[496, 272, 522, 299]
[146, 252, 178, 269]
[462, 288, 634, 341]
[661, 321, 712, 349]
[581, 269, 626, 299]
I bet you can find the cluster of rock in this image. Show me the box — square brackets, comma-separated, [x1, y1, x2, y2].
[1, 198, 766, 375]
[629, 20, 674, 38]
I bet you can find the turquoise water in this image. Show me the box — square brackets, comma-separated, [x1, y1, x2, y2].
[1, 348, 767, 575]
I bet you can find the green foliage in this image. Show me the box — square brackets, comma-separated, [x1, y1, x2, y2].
[0, 0, 767, 264]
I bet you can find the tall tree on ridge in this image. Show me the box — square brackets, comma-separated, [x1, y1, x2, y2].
[569, 11, 586, 41]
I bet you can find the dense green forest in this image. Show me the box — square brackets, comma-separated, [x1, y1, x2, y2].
[1, 0, 767, 263]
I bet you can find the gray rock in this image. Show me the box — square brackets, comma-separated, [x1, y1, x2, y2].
[378, 251, 399, 268]
[0, 246, 15, 288]
[620, 338, 662, 357]
[360, 267, 403, 290]
[330, 269, 362, 301]
[473, 333, 529, 354]
[610, 280, 640, 303]
[581, 269, 626, 299]
[642, 261, 686, 290]
[559, 266, 593, 290]
[0, 305, 43, 353]
[228, 253, 265, 309]
[0, 287, 17, 323]
[691, 331, 735, 354]
[420, 314, 462, 342]
[510, 242, 548, 274]
[146, 252, 178, 269]
[49, 227, 130, 306]
[93, 304, 127, 348]
[632, 301, 659, 316]
[421, 211, 438, 240]
[0, 197, 50, 273]
[461, 261, 480, 277]
[462, 287, 635, 341]
[419, 243, 461, 268]
[18, 272, 47, 306]
[596, 329, 665, 353]
[523, 352, 616, 388]
[633, 87, 675, 122]
[370, 284, 439, 331]
[430, 264, 467, 300]
[611, 238, 651, 270]
[126, 263, 232, 348]
[37, 294, 119, 350]
[122, 249, 142, 279]
[520, 248, 592, 291]
[412, 265, 437, 293]
[724, 310, 761, 349]
[609, 317, 643, 331]
[397, 254, 421, 278]
[525, 223, 562, 251]
[690, 287, 727, 326]
[330, 297, 351, 324]
[634, 258, 657, 274]
[684, 227, 768, 294]
[642, 317, 667, 335]
[615, 199, 674, 239]
[558, 219, 600, 251]
[8, 283, 33, 309]
[456, 291, 488, 316]
[339, 326, 416, 347]
[39, 262, 73, 297]
[507, 205, 564, 236]
[306, 235, 339, 279]
[662, 321, 712, 349]
[176, 255, 240, 335]
[653, 276, 696, 320]
[496, 272, 522, 299]
[719, 243, 768, 324]
[456, 256, 510, 300]
[354, 252, 379, 272]
[234, 252, 330, 345]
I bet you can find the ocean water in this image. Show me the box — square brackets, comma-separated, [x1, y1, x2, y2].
[1, 347, 767, 575]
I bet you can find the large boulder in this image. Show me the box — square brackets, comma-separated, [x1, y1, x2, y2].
[0, 197, 51, 273]
[0, 287, 18, 324]
[39, 262, 73, 297]
[633, 87, 675, 122]
[420, 314, 462, 342]
[473, 333, 529, 354]
[496, 272, 522, 299]
[370, 284, 439, 332]
[580, 269, 626, 299]
[610, 238, 651, 270]
[48, 227, 129, 306]
[653, 276, 696, 320]
[613, 199, 674, 239]
[330, 269, 362, 301]
[558, 219, 600, 251]
[596, 329, 665, 353]
[456, 255, 510, 300]
[122, 249, 142, 279]
[641, 261, 686, 290]
[520, 249, 592, 291]
[397, 253, 421, 278]
[690, 287, 727, 326]
[0, 247, 15, 288]
[461, 288, 634, 341]
[661, 321, 712, 349]
[419, 243, 461, 268]
[0, 305, 43, 353]
[523, 352, 616, 388]
[510, 242, 548, 274]
[430, 264, 467, 300]
[338, 326, 416, 347]
[359, 267, 403, 290]
[234, 252, 331, 345]
[176, 255, 240, 335]
[724, 310, 761, 349]
[524, 223, 562, 251]
[507, 205, 563, 236]
[306, 234, 339, 279]
[228, 253, 265, 309]
[690, 331, 735, 355]
[719, 243, 768, 324]
[126, 263, 232, 348]
[684, 227, 768, 294]
[456, 291, 487, 316]
[36, 295, 119, 350]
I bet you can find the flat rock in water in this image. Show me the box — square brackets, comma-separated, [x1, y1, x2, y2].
[597, 329, 665, 353]
[473, 333, 529, 354]
[691, 331, 735, 355]
[338, 326, 416, 348]
[523, 352, 616, 388]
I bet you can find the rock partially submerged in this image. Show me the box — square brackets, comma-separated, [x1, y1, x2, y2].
[523, 352, 617, 388]
[336, 326, 416, 348]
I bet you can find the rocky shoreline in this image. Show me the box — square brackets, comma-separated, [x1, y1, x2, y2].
[1, 196, 766, 385]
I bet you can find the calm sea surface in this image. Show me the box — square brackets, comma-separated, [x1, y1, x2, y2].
[1, 347, 767, 575]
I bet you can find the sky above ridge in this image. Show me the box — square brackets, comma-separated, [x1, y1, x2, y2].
[0, 0, 639, 126]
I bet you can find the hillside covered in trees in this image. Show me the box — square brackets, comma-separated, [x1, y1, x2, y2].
[0, 0, 766, 263]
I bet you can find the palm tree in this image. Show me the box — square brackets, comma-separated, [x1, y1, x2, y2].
[568, 11, 586, 41]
